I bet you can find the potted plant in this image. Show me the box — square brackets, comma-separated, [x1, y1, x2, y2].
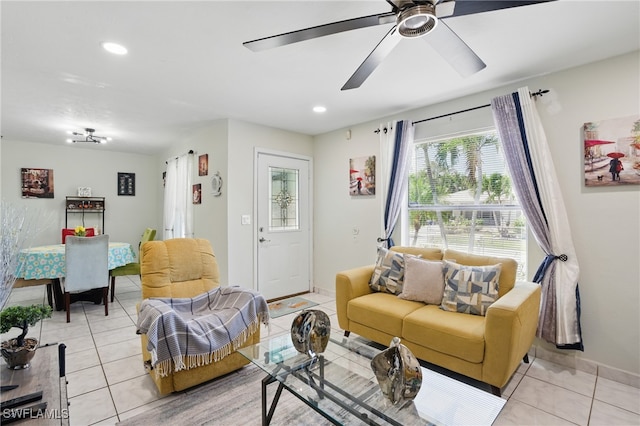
[0, 304, 52, 369]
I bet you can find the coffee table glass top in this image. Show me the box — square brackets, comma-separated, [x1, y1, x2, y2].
[238, 333, 506, 425]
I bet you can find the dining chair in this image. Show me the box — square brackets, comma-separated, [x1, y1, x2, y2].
[63, 234, 109, 323]
[109, 228, 156, 302]
[61, 227, 95, 243]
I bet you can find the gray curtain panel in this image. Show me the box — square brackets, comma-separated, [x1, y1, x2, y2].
[491, 87, 583, 350]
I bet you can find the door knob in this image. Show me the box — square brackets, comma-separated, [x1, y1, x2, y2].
[259, 237, 270, 243]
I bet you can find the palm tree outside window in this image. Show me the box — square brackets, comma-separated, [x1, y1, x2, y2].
[407, 128, 527, 280]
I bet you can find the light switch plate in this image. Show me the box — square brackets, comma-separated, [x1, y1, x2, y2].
[241, 215, 251, 225]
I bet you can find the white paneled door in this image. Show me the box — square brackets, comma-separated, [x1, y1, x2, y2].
[256, 152, 311, 300]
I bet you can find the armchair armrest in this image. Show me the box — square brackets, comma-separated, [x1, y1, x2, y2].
[335, 265, 375, 331]
[483, 281, 541, 388]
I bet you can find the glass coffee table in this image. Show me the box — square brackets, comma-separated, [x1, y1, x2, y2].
[238, 333, 505, 426]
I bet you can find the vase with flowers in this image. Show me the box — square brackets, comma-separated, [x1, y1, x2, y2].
[74, 225, 86, 237]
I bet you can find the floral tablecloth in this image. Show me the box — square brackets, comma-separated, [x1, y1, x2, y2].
[16, 242, 136, 280]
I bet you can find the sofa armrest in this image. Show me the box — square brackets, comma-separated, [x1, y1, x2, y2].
[335, 265, 375, 331]
[483, 281, 541, 388]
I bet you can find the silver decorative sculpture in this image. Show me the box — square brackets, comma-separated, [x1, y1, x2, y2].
[371, 337, 422, 404]
[290, 310, 330, 357]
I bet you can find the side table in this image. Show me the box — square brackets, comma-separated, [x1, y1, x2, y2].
[1, 343, 69, 425]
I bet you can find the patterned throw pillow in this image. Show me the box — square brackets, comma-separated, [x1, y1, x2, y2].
[440, 260, 501, 316]
[369, 247, 408, 294]
[398, 256, 445, 304]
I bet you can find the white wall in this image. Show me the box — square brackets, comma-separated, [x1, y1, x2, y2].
[313, 51, 640, 374]
[1, 140, 160, 249]
[226, 119, 313, 288]
[159, 119, 313, 287]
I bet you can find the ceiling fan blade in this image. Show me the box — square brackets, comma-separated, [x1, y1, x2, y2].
[444, 0, 556, 18]
[341, 26, 403, 91]
[426, 20, 486, 78]
[243, 12, 395, 52]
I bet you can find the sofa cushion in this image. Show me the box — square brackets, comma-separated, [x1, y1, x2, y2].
[398, 256, 445, 305]
[440, 260, 501, 316]
[348, 293, 423, 337]
[403, 305, 486, 363]
[369, 247, 408, 294]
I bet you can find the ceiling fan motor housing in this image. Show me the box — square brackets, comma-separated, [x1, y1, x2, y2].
[397, 3, 437, 38]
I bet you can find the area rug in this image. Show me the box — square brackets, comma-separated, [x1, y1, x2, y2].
[267, 296, 317, 318]
[117, 361, 505, 426]
[117, 364, 345, 426]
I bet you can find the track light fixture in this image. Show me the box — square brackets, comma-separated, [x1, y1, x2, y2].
[66, 128, 112, 144]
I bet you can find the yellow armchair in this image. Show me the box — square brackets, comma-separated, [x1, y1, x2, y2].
[138, 238, 260, 395]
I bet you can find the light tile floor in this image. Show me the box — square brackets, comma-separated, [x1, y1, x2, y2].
[2, 278, 639, 425]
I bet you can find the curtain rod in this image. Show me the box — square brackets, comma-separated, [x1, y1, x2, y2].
[373, 89, 549, 134]
[413, 103, 490, 126]
[165, 149, 194, 164]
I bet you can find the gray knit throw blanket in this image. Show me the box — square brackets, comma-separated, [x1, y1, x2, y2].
[137, 286, 269, 378]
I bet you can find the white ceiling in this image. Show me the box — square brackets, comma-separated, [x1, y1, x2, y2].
[2, 1, 639, 155]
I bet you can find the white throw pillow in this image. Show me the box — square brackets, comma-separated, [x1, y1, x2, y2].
[398, 255, 445, 304]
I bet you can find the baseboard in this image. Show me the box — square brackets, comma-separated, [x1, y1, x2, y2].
[533, 344, 640, 389]
[313, 286, 335, 298]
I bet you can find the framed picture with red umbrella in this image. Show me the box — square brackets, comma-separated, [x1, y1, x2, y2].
[583, 115, 640, 187]
[349, 156, 376, 196]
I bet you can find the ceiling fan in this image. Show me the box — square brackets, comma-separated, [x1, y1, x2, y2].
[243, 0, 555, 90]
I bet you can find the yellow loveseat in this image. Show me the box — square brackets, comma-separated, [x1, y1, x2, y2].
[138, 238, 260, 395]
[336, 246, 540, 395]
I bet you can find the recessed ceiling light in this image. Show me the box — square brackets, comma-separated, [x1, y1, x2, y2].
[102, 42, 128, 55]
[313, 106, 327, 113]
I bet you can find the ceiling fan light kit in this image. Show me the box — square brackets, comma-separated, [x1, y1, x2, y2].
[242, 0, 556, 90]
[397, 4, 437, 38]
[66, 128, 111, 144]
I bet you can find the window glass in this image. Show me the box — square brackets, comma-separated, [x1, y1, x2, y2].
[408, 129, 527, 279]
[269, 167, 299, 231]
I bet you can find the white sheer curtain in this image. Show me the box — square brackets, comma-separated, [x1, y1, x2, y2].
[491, 87, 582, 349]
[163, 152, 194, 240]
[378, 120, 414, 247]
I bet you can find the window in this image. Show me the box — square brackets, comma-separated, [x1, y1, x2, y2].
[269, 166, 299, 231]
[407, 128, 527, 280]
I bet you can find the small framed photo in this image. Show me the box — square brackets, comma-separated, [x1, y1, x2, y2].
[199, 154, 209, 176]
[118, 172, 135, 196]
[77, 186, 92, 197]
[192, 183, 202, 204]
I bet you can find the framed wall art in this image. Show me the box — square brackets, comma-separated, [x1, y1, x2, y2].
[117, 172, 136, 196]
[21, 168, 54, 198]
[192, 183, 202, 204]
[199, 154, 209, 176]
[584, 115, 640, 187]
[349, 156, 376, 196]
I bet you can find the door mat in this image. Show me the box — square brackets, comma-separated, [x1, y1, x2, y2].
[268, 296, 318, 318]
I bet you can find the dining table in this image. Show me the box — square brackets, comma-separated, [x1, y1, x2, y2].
[14, 242, 136, 311]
